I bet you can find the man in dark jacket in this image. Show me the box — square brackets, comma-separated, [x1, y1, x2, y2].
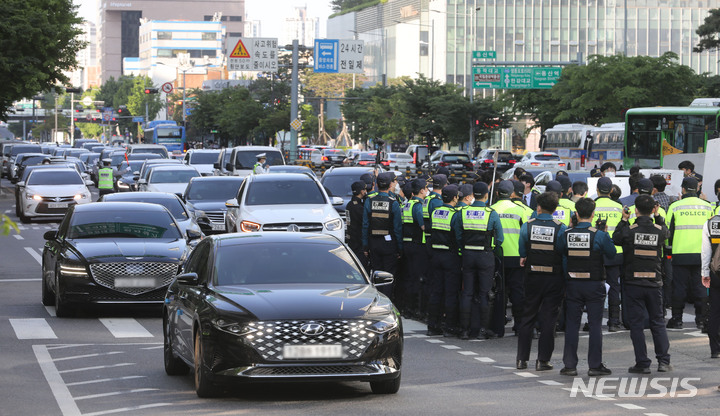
[346, 181, 368, 270]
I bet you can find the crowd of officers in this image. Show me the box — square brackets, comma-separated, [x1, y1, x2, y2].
[345, 160, 720, 376]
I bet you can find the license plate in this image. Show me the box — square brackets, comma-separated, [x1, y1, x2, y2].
[48, 202, 68, 209]
[211, 223, 225, 231]
[283, 344, 343, 359]
[451, 164, 463, 168]
[114, 277, 158, 288]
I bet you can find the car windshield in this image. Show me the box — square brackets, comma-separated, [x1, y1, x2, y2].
[535, 154, 561, 161]
[186, 180, 242, 201]
[119, 161, 145, 174]
[246, 180, 325, 205]
[150, 170, 200, 183]
[359, 153, 377, 161]
[234, 150, 283, 168]
[27, 170, 82, 185]
[190, 152, 220, 164]
[268, 166, 313, 175]
[214, 242, 366, 285]
[136, 148, 167, 157]
[322, 174, 360, 197]
[105, 196, 187, 219]
[324, 149, 345, 156]
[68, 210, 181, 239]
[443, 154, 470, 163]
[11, 145, 42, 156]
[19, 156, 47, 166]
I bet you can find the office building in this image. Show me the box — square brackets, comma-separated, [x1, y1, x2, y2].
[280, 6, 320, 47]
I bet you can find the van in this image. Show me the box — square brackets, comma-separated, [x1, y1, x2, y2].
[225, 146, 285, 177]
[126, 144, 169, 159]
[406, 144, 439, 168]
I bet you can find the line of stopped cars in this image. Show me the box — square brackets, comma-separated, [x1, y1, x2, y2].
[37, 146, 403, 397]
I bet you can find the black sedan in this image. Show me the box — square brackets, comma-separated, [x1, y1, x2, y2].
[42, 202, 200, 317]
[163, 232, 403, 397]
[182, 176, 245, 234]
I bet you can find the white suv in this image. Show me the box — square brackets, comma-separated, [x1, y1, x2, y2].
[224, 173, 345, 240]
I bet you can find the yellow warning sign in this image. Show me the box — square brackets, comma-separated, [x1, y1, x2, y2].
[230, 39, 250, 58]
[661, 139, 683, 156]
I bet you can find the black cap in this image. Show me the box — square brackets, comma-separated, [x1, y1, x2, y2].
[360, 173, 374, 191]
[401, 181, 413, 197]
[411, 178, 427, 195]
[376, 172, 394, 188]
[351, 181, 366, 195]
[473, 181, 489, 196]
[590, 168, 602, 178]
[555, 170, 568, 178]
[682, 176, 699, 191]
[557, 175, 572, 192]
[459, 184, 474, 198]
[637, 178, 654, 194]
[497, 180, 514, 197]
[600, 162, 617, 172]
[511, 180, 524, 196]
[435, 166, 450, 177]
[431, 174, 448, 188]
[546, 180, 562, 195]
[597, 177, 613, 193]
[442, 184, 459, 202]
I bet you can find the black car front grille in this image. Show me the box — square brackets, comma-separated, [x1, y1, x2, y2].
[246, 320, 376, 361]
[261, 223, 323, 232]
[246, 365, 376, 376]
[84, 285, 167, 302]
[89, 262, 178, 295]
[205, 211, 225, 224]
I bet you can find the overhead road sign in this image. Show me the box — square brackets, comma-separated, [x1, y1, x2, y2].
[226, 37, 279, 72]
[313, 39, 364, 74]
[473, 51, 496, 59]
[473, 66, 562, 89]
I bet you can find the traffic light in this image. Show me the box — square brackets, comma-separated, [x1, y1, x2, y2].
[144, 88, 159, 94]
[117, 105, 127, 114]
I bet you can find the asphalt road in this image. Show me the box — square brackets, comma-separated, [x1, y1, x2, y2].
[0, 177, 718, 415]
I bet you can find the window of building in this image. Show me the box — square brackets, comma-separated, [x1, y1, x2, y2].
[228, 32, 243, 37]
[229, 16, 242, 22]
[188, 50, 217, 58]
[157, 49, 173, 58]
[202, 32, 216, 41]
[157, 31, 172, 40]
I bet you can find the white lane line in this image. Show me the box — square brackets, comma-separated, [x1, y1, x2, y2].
[538, 380, 563, 386]
[441, 345, 461, 350]
[458, 351, 478, 356]
[66, 376, 145, 387]
[616, 404, 646, 410]
[45, 306, 57, 317]
[3, 209, 10, 213]
[493, 365, 516, 370]
[514, 372, 539, 378]
[46, 344, 93, 350]
[13, 234, 23, 240]
[684, 331, 706, 337]
[425, 339, 445, 344]
[644, 413, 670, 416]
[58, 363, 135, 374]
[9, 318, 57, 339]
[33, 345, 81, 416]
[99, 318, 153, 338]
[24, 247, 42, 265]
[83, 403, 173, 416]
[593, 395, 616, 401]
[475, 357, 495, 363]
[74, 388, 159, 401]
[53, 351, 124, 362]
[139, 345, 163, 350]
[0, 278, 41, 282]
[469, 338, 487, 342]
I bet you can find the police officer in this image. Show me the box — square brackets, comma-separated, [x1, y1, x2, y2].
[516, 192, 567, 371]
[534, 181, 574, 227]
[457, 184, 474, 208]
[613, 195, 672, 373]
[666, 176, 714, 330]
[401, 178, 428, 319]
[346, 181, 369, 270]
[97, 159, 114, 199]
[253, 153, 268, 174]
[701, 211, 720, 357]
[559, 198, 616, 376]
[427, 185, 462, 337]
[493, 180, 530, 335]
[459, 182, 504, 340]
[593, 177, 625, 332]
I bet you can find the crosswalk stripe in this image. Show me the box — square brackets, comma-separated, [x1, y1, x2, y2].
[99, 318, 153, 338]
[10, 318, 57, 339]
[23, 247, 42, 265]
[13, 234, 23, 240]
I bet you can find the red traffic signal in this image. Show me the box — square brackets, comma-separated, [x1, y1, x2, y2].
[144, 88, 159, 94]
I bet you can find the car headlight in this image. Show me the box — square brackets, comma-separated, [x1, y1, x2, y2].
[240, 220, 261, 232]
[367, 313, 399, 334]
[117, 180, 129, 189]
[325, 218, 343, 231]
[31, 194, 42, 201]
[74, 193, 90, 200]
[212, 318, 256, 336]
[194, 210, 207, 220]
[59, 261, 88, 278]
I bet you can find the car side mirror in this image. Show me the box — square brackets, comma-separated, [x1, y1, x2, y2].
[225, 198, 239, 208]
[186, 229, 203, 241]
[16, 181, 25, 187]
[176, 272, 199, 286]
[137, 179, 147, 185]
[85, 180, 94, 186]
[331, 196, 344, 205]
[43, 230, 57, 240]
[213, 162, 220, 169]
[225, 162, 234, 171]
[372, 271, 394, 286]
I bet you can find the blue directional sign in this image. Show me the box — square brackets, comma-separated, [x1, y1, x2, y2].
[185, 108, 193, 116]
[314, 39, 338, 73]
[132, 116, 144, 123]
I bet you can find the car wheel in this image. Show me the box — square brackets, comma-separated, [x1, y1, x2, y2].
[370, 373, 401, 394]
[194, 330, 217, 397]
[54, 270, 72, 318]
[41, 265, 54, 306]
[164, 314, 190, 376]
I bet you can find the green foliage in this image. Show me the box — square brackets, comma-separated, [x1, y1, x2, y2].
[329, 0, 384, 17]
[300, 104, 319, 142]
[694, 8, 720, 53]
[96, 76, 161, 140]
[0, 0, 86, 120]
[1, 214, 20, 237]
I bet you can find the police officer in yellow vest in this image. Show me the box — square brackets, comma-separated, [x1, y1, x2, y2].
[701, 211, 720, 357]
[593, 177, 625, 332]
[532, 181, 574, 227]
[666, 176, 714, 330]
[253, 153, 268, 174]
[427, 185, 462, 337]
[493, 180, 530, 335]
[97, 159, 115, 199]
[459, 182, 504, 340]
[401, 178, 429, 319]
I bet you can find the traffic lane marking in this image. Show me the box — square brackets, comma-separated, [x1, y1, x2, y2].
[99, 318, 153, 338]
[33, 345, 82, 416]
[10, 318, 57, 339]
[24, 247, 42, 265]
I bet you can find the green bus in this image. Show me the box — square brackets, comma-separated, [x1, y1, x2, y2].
[624, 106, 720, 169]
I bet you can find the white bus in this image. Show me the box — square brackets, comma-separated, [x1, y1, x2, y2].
[540, 123, 624, 170]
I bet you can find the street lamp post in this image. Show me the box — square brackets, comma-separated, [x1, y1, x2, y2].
[182, 68, 187, 128]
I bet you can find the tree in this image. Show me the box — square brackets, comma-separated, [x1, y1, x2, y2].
[0, 0, 86, 120]
[694, 8, 720, 53]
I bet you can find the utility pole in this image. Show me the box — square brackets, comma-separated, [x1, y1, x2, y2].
[290, 39, 299, 161]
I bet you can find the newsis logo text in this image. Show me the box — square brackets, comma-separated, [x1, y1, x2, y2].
[569, 377, 700, 398]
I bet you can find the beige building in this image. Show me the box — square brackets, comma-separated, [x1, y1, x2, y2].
[97, 0, 245, 82]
